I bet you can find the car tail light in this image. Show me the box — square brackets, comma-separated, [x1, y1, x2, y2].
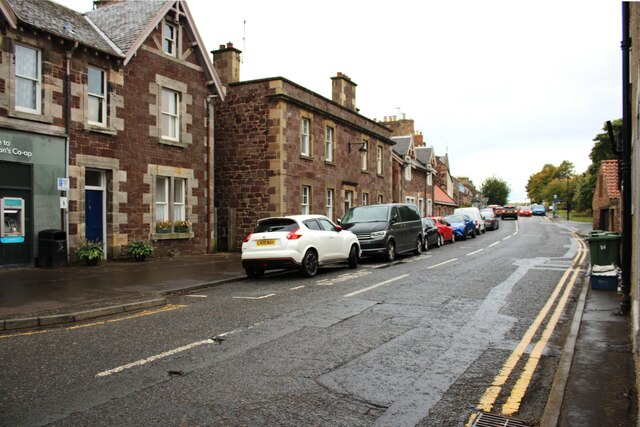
[286, 227, 302, 240]
[243, 233, 253, 243]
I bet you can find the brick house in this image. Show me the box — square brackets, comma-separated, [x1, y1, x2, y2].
[592, 159, 620, 232]
[212, 44, 395, 250]
[390, 134, 432, 216]
[0, 0, 225, 266]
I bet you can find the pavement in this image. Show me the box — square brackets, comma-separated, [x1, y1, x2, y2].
[0, 218, 636, 426]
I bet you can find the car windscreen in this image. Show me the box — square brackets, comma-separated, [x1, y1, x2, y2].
[481, 210, 494, 218]
[444, 214, 464, 223]
[254, 218, 298, 233]
[342, 206, 389, 224]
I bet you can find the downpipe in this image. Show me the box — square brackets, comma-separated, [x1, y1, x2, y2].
[620, 2, 631, 314]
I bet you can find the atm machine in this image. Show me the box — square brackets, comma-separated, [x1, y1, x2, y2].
[1, 197, 25, 244]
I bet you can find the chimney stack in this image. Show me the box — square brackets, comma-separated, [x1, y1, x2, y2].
[331, 72, 357, 111]
[211, 42, 242, 85]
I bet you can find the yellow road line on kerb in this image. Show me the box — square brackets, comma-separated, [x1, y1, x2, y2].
[0, 304, 185, 340]
[501, 237, 587, 416]
[467, 233, 585, 423]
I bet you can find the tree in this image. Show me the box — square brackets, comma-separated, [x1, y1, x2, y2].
[526, 161, 575, 203]
[480, 176, 510, 205]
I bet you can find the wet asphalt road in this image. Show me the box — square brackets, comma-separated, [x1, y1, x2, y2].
[0, 216, 586, 426]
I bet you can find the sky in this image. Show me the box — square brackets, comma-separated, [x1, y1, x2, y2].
[54, 0, 622, 202]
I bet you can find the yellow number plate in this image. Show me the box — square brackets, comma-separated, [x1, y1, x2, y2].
[256, 240, 276, 246]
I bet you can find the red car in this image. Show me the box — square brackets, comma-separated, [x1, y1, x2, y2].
[430, 216, 455, 243]
[519, 206, 532, 217]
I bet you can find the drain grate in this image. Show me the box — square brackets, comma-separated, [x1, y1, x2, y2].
[470, 411, 530, 427]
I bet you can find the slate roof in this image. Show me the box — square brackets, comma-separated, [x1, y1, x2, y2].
[600, 159, 620, 199]
[391, 135, 411, 157]
[7, 0, 121, 56]
[86, 0, 169, 56]
[414, 146, 434, 170]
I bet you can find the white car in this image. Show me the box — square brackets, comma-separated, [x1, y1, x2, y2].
[241, 215, 361, 278]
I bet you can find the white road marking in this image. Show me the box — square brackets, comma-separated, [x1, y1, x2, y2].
[232, 294, 276, 300]
[185, 294, 208, 298]
[343, 274, 410, 298]
[467, 249, 484, 256]
[488, 242, 500, 248]
[503, 235, 512, 241]
[289, 285, 305, 290]
[96, 339, 215, 377]
[427, 258, 458, 269]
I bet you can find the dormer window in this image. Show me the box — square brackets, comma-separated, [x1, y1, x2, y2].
[163, 22, 176, 56]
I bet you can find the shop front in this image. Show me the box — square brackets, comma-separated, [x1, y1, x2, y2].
[0, 129, 66, 267]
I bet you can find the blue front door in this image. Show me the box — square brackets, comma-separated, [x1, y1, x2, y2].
[85, 190, 103, 243]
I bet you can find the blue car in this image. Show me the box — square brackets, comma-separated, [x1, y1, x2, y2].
[444, 214, 476, 240]
[532, 204, 546, 216]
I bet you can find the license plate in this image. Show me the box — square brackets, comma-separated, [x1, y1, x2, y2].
[256, 239, 276, 246]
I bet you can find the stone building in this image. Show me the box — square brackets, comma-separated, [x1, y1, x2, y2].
[0, 0, 225, 266]
[212, 44, 395, 250]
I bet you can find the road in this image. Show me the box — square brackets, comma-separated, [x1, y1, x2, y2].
[0, 216, 587, 426]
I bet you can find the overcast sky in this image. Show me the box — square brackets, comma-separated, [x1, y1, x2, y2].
[55, 0, 622, 202]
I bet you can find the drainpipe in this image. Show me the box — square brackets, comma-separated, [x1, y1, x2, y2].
[64, 41, 79, 260]
[620, 2, 631, 314]
[206, 94, 217, 253]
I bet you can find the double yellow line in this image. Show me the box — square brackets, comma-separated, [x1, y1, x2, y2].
[468, 233, 587, 424]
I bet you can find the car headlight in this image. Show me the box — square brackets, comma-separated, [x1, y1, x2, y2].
[370, 230, 387, 239]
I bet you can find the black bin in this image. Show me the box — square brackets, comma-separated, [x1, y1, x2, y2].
[38, 229, 68, 268]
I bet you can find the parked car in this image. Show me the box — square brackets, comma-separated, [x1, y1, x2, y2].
[340, 203, 423, 262]
[241, 215, 360, 278]
[501, 205, 519, 220]
[422, 217, 443, 250]
[488, 205, 504, 216]
[431, 216, 455, 243]
[532, 204, 546, 216]
[444, 214, 476, 240]
[480, 209, 499, 231]
[454, 207, 486, 234]
[519, 205, 532, 217]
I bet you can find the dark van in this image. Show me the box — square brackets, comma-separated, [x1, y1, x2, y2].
[339, 203, 423, 261]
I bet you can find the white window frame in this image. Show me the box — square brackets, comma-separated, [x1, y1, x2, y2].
[405, 163, 412, 181]
[325, 126, 334, 162]
[419, 198, 424, 216]
[163, 22, 177, 56]
[161, 88, 180, 141]
[376, 145, 383, 175]
[87, 66, 107, 126]
[301, 118, 310, 156]
[360, 141, 369, 172]
[326, 189, 334, 220]
[377, 195, 384, 204]
[362, 193, 369, 206]
[173, 178, 186, 221]
[155, 176, 169, 222]
[406, 196, 416, 206]
[301, 186, 311, 214]
[344, 190, 353, 212]
[14, 43, 41, 114]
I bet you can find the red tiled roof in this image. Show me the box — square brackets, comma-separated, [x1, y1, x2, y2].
[434, 186, 457, 206]
[601, 160, 620, 199]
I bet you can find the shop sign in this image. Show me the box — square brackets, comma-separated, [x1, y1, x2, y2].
[0, 139, 33, 159]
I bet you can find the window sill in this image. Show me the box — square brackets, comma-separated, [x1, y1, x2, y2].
[8, 109, 53, 124]
[85, 123, 117, 136]
[152, 231, 193, 240]
[325, 160, 336, 166]
[160, 138, 188, 148]
[300, 154, 313, 161]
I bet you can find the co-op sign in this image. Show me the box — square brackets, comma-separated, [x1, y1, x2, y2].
[0, 139, 33, 159]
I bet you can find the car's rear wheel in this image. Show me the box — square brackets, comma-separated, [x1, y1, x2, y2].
[348, 245, 358, 269]
[437, 234, 443, 247]
[413, 237, 422, 255]
[450, 233, 455, 243]
[385, 240, 396, 262]
[423, 237, 429, 251]
[300, 250, 319, 277]
[245, 267, 264, 279]
[471, 228, 477, 239]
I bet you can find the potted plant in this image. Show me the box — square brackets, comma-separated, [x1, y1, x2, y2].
[155, 220, 172, 233]
[174, 220, 191, 233]
[127, 240, 153, 261]
[75, 240, 103, 266]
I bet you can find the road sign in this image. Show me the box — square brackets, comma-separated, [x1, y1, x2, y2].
[57, 177, 69, 191]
